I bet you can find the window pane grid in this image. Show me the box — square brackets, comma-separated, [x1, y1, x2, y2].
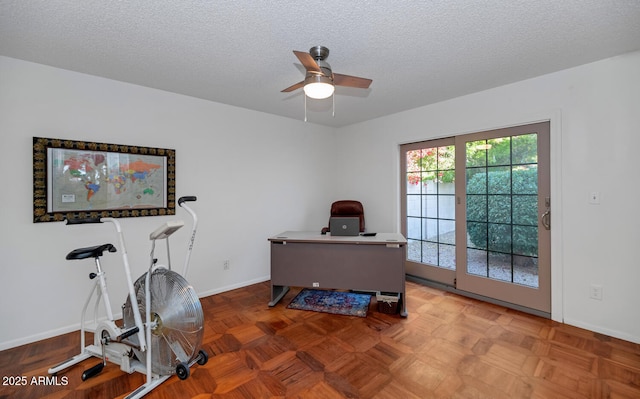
[465, 134, 539, 287]
[405, 145, 455, 269]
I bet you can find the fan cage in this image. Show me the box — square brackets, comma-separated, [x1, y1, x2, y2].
[123, 268, 204, 375]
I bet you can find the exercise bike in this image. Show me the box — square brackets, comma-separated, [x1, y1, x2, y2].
[48, 196, 208, 399]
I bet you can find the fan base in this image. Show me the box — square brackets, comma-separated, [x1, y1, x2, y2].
[309, 45, 329, 60]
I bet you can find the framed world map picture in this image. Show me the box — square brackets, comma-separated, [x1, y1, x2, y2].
[33, 137, 176, 222]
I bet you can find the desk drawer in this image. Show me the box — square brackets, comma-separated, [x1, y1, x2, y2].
[271, 241, 405, 292]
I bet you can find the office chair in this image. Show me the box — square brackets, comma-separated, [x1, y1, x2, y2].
[321, 200, 365, 234]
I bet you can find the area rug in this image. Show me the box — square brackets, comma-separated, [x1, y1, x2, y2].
[287, 289, 371, 317]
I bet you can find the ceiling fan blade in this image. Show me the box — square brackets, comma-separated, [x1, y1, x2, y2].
[293, 50, 321, 73]
[281, 81, 304, 93]
[333, 73, 372, 89]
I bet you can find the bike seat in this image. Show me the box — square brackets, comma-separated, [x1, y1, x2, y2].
[66, 244, 117, 260]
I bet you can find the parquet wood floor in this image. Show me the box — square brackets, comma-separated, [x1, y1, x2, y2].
[1, 280, 639, 398]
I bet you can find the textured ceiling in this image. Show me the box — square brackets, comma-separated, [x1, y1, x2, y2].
[2, 1, 640, 127]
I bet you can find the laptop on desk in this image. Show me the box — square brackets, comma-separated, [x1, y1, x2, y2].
[329, 217, 360, 236]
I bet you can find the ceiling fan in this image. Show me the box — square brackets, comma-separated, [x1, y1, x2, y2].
[281, 46, 372, 100]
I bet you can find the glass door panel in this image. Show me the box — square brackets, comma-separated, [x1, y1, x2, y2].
[401, 138, 457, 285]
[401, 122, 550, 314]
[455, 122, 550, 313]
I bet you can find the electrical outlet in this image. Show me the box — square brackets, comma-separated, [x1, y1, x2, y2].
[590, 284, 603, 300]
[223, 260, 230, 270]
[312, 282, 320, 288]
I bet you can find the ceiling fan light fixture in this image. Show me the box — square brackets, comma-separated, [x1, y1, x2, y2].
[303, 75, 334, 99]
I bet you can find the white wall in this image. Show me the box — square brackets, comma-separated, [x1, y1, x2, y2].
[0, 56, 337, 350]
[334, 50, 640, 344]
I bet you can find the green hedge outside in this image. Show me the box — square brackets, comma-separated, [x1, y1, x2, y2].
[466, 166, 538, 257]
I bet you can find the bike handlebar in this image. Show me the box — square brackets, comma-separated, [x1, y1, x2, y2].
[178, 196, 197, 206]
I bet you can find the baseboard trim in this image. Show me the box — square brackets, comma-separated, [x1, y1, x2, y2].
[196, 275, 270, 298]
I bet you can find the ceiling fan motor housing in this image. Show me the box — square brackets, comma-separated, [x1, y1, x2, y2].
[310, 46, 332, 78]
[316, 60, 332, 78]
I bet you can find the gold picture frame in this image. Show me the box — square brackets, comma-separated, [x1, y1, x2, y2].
[33, 137, 176, 223]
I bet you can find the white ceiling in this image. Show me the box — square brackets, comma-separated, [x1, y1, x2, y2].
[2, 1, 640, 128]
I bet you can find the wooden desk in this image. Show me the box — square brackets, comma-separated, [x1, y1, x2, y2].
[268, 231, 408, 316]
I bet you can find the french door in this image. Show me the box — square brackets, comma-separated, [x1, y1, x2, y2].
[401, 122, 551, 314]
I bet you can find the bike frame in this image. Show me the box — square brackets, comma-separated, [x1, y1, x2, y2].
[48, 196, 202, 399]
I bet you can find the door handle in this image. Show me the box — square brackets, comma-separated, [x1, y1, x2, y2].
[541, 209, 551, 230]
